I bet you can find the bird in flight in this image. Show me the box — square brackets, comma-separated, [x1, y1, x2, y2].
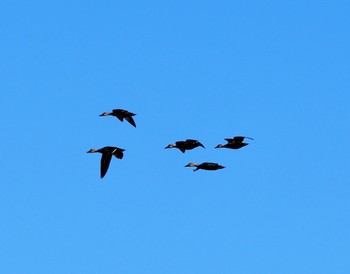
[185, 162, 225, 171]
[100, 109, 137, 127]
[215, 136, 253, 149]
[165, 139, 205, 153]
[87, 146, 125, 178]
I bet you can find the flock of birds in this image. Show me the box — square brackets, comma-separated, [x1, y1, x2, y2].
[87, 108, 253, 178]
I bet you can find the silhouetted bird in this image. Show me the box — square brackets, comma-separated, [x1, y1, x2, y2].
[215, 136, 254, 149]
[185, 162, 225, 171]
[100, 109, 136, 127]
[165, 139, 205, 153]
[87, 146, 125, 178]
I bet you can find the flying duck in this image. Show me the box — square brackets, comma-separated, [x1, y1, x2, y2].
[87, 146, 125, 178]
[165, 139, 205, 153]
[185, 162, 225, 171]
[100, 109, 137, 127]
[215, 136, 253, 149]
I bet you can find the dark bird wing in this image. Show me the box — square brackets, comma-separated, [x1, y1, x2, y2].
[112, 109, 124, 121]
[125, 111, 136, 116]
[125, 116, 136, 127]
[100, 153, 113, 178]
[225, 138, 235, 143]
[116, 116, 124, 122]
[197, 141, 205, 148]
[178, 146, 186, 153]
[234, 136, 254, 142]
[113, 149, 124, 159]
[233, 136, 244, 143]
[233, 136, 245, 142]
[205, 162, 224, 170]
[175, 141, 186, 153]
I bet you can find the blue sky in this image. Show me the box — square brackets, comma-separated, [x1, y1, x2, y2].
[1, 0, 350, 273]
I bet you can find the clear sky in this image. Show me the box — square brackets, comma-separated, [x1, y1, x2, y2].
[1, 0, 350, 273]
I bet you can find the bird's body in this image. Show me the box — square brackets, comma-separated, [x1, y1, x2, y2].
[165, 139, 205, 153]
[87, 146, 125, 178]
[215, 136, 253, 149]
[185, 162, 225, 171]
[100, 109, 137, 127]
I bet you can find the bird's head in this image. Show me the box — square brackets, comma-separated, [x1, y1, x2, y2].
[165, 144, 176, 149]
[185, 162, 198, 167]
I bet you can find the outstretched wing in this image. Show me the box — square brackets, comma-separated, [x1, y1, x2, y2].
[125, 116, 136, 127]
[100, 153, 113, 178]
[175, 141, 186, 153]
[233, 136, 245, 142]
[113, 149, 124, 159]
[197, 141, 205, 148]
[234, 136, 254, 142]
[178, 147, 186, 153]
[112, 109, 124, 121]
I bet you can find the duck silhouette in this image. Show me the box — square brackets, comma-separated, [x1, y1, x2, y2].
[165, 139, 205, 153]
[215, 136, 253, 149]
[185, 162, 225, 171]
[100, 109, 137, 127]
[87, 146, 125, 178]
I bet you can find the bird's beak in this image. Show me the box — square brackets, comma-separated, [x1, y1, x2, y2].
[199, 143, 205, 148]
[87, 150, 92, 153]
